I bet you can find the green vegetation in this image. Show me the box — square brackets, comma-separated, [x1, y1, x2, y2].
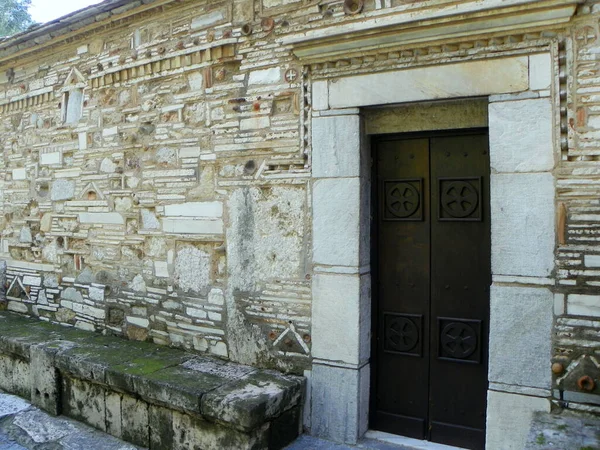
[536, 434, 546, 445]
[0, 0, 34, 37]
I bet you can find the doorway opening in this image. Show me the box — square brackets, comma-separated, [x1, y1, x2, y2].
[370, 129, 491, 450]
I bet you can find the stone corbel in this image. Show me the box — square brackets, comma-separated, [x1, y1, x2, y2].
[282, 0, 580, 62]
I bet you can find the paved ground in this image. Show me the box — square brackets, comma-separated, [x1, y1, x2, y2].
[525, 409, 600, 449]
[2, 389, 599, 450]
[0, 391, 140, 450]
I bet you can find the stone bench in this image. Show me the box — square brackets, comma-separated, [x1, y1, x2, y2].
[0, 312, 304, 449]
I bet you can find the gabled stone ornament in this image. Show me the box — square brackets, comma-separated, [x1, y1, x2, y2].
[78, 181, 105, 201]
[61, 67, 87, 91]
[273, 323, 309, 355]
[6, 276, 30, 300]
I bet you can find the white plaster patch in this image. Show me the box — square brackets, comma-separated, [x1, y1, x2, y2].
[188, 72, 204, 91]
[174, 246, 210, 293]
[226, 187, 305, 291]
[141, 209, 160, 230]
[50, 179, 75, 201]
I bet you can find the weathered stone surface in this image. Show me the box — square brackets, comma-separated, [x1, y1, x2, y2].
[491, 173, 555, 277]
[313, 178, 360, 267]
[529, 53, 552, 91]
[489, 285, 553, 389]
[61, 377, 107, 432]
[227, 187, 305, 291]
[50, 179, 75, 201]
[486, 391, 549, 450]
[566, 294, 600, 317]
[201, 369, 304, 432]
[310, 363, 369, 444]
[489, 98, 554, 173]
[311, 273, 370, 365]
[121, 394, 149, 447]
[328, 57, 529, 108]
[312, 114, 360, 178]
[173, 246, 210, 293]
[0, 392, 30, 419]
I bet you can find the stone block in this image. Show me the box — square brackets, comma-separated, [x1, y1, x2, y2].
[50, 179, 75, 201]
[268, 406, 302, 449]
[529, 53, 552, 91]
[105, 391, 122, 438]
[133, 364, 226, 414]
[567, 294, 600, 317]
[162, 217, 223, 234]
[312, 81, 328, 111]
[329, 57, 528, 108]
[121, 394, 149, 447]
[584, 254, 600, 267]
[40, 151, 62, 165]
[12, 168, 26, 180]
[312, 114, 360, 178]
[489, 98, 554, 173]
[486, 390, 549, 450]
[201, 369, 304, 432]
[164, 201, 222, 217]
[78, 212, 124, 225]
[248, 67, 280, 85]
[149, 405, 174, 450]
[171, 410, 269, 450]
[312, 178, 360, 267]
[0, 354, 30, 399]
[61, 376, 107, 431]
[191, 9, 226, 30]
[310, 363, 369, 444]
[489, 285, 553, 389]
[491, 172, 555, 277]
[30, 344, 61, 415]
[311, 273, 370, 365]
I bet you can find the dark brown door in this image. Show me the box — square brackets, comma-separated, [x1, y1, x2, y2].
[371, 130, 490, 450]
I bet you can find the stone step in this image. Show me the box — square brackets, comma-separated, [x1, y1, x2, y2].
[0, 312, 304, 450]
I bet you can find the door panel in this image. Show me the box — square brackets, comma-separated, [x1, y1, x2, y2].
[372, 131, 490, 450]
[374, 138, 429, 438]
[429, 134, 490, 449]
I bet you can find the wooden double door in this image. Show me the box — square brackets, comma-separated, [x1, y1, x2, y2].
[371, 130, 490, 450]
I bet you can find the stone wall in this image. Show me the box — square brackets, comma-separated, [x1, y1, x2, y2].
[0, 0, 597, 414]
